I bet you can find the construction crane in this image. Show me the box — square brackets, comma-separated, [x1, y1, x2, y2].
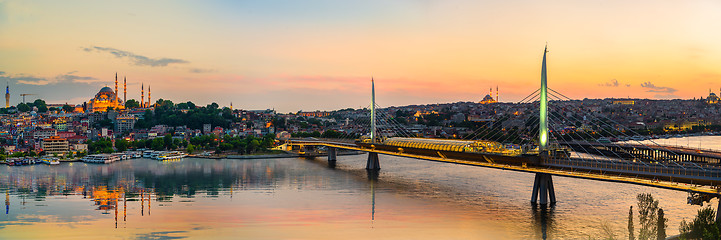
[19, 93, 37, 103]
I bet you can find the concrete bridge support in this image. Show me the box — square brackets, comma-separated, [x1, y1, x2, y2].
[366, 152, 380, 170]
[327, 147, 337, 162]
[531, 173, 556, 205]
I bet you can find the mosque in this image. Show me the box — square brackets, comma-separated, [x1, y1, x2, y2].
[706, 88, 720, 104]
[479, 86, 498, 104]
[87, 73, 152, 112]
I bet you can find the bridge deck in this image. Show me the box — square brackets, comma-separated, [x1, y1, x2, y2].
[560, 141, 721, 164]
[288, 140, 721, 196]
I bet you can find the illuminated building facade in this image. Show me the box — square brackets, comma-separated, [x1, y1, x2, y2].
[479, 87, 498, 104]
[41, 136, 69, 154]
[707, 89, 719, 104]
[4, 82, 9, 108]
[88, 74, 125, 112]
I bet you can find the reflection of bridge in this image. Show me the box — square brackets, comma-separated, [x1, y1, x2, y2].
[286, 46, 721, 219]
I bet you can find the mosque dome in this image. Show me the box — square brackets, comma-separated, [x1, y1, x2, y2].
[88, 85, 124, 112]
[99, 86, 114, 93]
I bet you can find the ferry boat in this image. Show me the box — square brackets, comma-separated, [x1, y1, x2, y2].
[154, 151, 188, 160]
[40, 157, 60, 165]
[142, 150, 155, 158]
[82, 154, 121, 164]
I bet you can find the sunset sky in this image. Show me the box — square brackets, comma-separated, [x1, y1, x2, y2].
[1, 0, 720, 112]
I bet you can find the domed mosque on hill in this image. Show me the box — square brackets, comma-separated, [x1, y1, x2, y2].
[707, 88, 720, 104]
[87, 73, 126, 112]
[479, 86, 498, 104]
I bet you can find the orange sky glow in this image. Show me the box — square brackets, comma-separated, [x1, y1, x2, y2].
[1, 0, 720, 112]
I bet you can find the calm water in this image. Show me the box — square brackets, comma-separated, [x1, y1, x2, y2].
[2, 138, 720, 239]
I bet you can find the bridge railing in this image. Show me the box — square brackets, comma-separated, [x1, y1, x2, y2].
[545, 157, 721, 180]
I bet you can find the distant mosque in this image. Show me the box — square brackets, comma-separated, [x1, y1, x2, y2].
[87, 73, 153, 112]
[706, 88, 720, 104]
[479, 86, 499, 104]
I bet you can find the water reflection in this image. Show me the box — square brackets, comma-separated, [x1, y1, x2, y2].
[0, 155, 709, 239]
[531, 203, 555, 239]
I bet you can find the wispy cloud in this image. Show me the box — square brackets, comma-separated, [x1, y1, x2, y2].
[84, 46, 188, 67]
[0, 71, 100, 85]
[0, 73, 50, 85]
[599, 79, 619, 87]
[189, 68, 215, 73]
[56, 72, 101, 84]
[640, 81, 677, 93]
[599, 79, 631, 87]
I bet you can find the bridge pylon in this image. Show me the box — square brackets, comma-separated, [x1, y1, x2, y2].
[531, 173, 556, 205]
[532, 46, 555, 205]
[327, 147, 337, 162]
[366, 152, 380, 170]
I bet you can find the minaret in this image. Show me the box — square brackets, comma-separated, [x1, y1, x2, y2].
[141, 83, 145, 108]
[148, 85, 151, 107]
[115, 72, 118, 96]
[230, 102, 233, 110]
[496, 86, 499, 102]
[123, 76, 127, 103]
[5, 82, 9, 108]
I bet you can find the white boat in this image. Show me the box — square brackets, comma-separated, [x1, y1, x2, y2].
[142, 150, 155, 158]
[154, 151, 188, 160]
[82, 154, 121, 164]
[40, 157, 60, 165]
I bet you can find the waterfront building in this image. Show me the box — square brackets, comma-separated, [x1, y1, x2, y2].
[41, 136, 69, 154]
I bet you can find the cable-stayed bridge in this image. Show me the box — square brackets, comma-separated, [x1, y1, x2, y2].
[285, 47, 721, 219]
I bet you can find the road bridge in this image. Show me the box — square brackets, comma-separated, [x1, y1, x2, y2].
[285, 46, 721, 220]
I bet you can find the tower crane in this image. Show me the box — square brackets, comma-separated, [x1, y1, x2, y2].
[19, 93, 37, 103]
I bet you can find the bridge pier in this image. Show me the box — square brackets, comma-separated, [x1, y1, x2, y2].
[327, 147, 337, 162]
[531, 173, 556, 205]
[366, 152, 380, 170]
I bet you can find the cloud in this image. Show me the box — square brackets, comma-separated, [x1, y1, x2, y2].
[0, 71, 100, 85]
[0, 74, 50, 85]
[188, 68, 214, 73]
[599, 79, 619, 87]
[56, 72, 101, 84]
[640, 81, 677, 93]
[85, 46, 189, 67]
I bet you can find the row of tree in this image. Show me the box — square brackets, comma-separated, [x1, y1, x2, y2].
[624, 193, 720, 240]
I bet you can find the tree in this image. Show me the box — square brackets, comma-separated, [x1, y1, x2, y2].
[656, 208, 666, 240]
[17, 103, 30, 112]
[62, 104, 74, 112]
[629, 206, 635, 240]
[637, 193, 659, 240]
[151, 138, 165, 151]
[116, 139, 129, 152]
[680, 207, 720, 239]
[33, 99, 47, 112]
[125, 99, 140, 108]
[186, 144, 196, 154]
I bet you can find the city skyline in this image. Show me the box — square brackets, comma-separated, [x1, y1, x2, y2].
[1, 1, 720, 112]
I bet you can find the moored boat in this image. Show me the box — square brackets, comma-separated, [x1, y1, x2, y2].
[82, 154, 121, 164]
